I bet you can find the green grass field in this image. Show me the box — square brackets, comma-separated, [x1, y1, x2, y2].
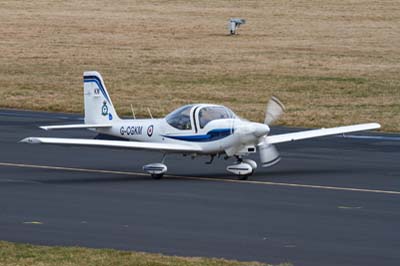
[0, 0, 399, 131]
[0, 241, 288, 266]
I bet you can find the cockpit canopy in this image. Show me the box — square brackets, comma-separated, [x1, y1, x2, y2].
[166, 104, 235, 130]
[165, 105, 194, 130]
[198, 106, 235, 128]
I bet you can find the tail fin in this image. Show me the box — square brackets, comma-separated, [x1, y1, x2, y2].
[83, 71, 120, 124]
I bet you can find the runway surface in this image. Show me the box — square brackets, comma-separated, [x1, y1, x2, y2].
[1, 108, 399, 266]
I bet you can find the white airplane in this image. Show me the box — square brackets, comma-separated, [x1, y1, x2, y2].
[21, 71, 381, 180]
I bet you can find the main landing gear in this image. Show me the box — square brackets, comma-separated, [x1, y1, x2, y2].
[143, 154, 167, 179]
[151, 173, 165, 180]
[143, 154, 257, 181]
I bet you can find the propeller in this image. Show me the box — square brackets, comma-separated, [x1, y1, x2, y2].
[264, 96, 285, 126]
[226, 96, 284, 166]
[259, 96, 285, 167]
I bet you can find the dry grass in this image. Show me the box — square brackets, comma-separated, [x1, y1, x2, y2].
[0, 0, 399, 131]
[0, 240, 284, 266]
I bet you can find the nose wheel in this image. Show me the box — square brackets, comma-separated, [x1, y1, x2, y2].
[237, 174, 250, 180]
[226, 158, 257, 180]
[151, 173, 164, 180]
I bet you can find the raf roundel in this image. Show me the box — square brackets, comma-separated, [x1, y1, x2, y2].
[147, 125, 154, 137]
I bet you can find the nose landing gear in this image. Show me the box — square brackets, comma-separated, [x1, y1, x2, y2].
[226, 157, 257, 180]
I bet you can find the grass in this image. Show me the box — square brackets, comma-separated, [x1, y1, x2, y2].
[0, 0, 399, 131]
[0, 241, 287, 266]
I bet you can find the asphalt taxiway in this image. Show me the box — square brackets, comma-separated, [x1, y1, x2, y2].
[0, 109, 399, 266]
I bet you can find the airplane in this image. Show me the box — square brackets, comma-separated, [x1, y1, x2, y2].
[21, 71, 381, 180]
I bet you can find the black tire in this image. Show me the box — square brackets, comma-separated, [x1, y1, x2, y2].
[238, 175, 248, 180]
[237, 169, 253, 180]
[151, 174, 164, 180]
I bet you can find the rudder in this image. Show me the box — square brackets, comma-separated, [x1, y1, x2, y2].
[83, 71, 119, 124]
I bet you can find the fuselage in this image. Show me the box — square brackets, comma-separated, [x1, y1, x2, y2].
[96, 104, 269, 156]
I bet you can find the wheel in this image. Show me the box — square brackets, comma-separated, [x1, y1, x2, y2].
[237, 169, 254, 180]
[238, 175, 248, 180]
[151, 173, 164, 180]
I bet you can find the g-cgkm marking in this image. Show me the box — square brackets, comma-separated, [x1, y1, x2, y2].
[120, 126, 143, 136]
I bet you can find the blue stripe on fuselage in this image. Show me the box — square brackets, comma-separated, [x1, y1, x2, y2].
[163, 128, 233, 142]
[84, 75, 111, 104]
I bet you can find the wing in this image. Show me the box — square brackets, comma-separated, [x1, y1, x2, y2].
[40, 124, 112, 130]
[20, 137, 202, 153]
[266, 123, 380, 144]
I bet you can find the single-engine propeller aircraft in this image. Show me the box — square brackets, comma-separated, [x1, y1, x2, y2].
[21, 71, 381, 179]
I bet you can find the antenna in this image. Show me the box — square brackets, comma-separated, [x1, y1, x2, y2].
[147, 108, 153, 119]
[130, 104, 136, 119]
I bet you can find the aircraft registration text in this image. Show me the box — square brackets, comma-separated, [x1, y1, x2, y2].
[120, 126, 143, 136]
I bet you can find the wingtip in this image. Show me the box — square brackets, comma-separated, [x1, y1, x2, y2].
[369, 122, 381, 129]
[20, 137, 40, 144]
[39, 126, 49, 131]
[20, 137, 29, 143]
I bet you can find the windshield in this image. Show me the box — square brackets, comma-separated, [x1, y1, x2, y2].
[166, 105, 193, 130]
[199, 106, 235, 128]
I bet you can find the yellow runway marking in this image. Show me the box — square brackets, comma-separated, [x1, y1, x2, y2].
[23, 221, 43, 225]
[1, 162, 400, 195]
[0, 162, 149, 177]
[181, 176, 400, 195]
[338, 206, 363, 210]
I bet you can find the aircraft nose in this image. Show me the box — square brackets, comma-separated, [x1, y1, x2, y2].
[253, 123, 269, 137]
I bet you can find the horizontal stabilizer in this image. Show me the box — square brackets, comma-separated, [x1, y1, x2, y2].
[40, 124, 112, 131]
[266, 123, 381, 144]
[20, 137, 202, 153]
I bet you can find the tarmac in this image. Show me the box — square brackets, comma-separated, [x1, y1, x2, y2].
[1, 108, 399, 266]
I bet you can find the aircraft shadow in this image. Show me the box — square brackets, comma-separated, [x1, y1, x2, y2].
[255, 167, 360, 178]
[184, 167, 365, 180]
[28, 166, 368, 185]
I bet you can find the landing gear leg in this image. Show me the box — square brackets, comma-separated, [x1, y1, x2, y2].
[206, 155, 215, 164]
[161, 153, 167, 164]
[235, 155, 243, 163]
